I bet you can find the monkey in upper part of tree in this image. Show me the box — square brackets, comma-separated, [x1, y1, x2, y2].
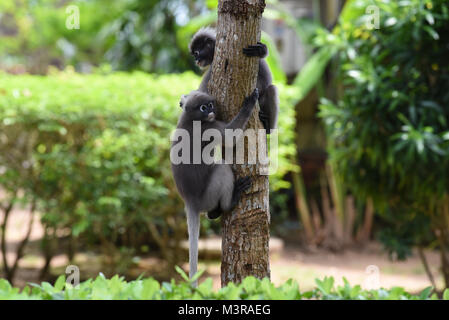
[171, 88, 259, 284]
[189, 27, 279, 134]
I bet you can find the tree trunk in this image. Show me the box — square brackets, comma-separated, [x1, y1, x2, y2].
[208, 0, 270, 286]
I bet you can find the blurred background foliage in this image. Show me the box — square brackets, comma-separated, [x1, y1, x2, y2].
[0, 0, 448, 292]
[318, 0, 449, 286]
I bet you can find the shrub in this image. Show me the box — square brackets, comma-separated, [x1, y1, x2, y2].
[0, 274, 446, 300]
[0, 70, 296, 278]
[319, 0, 449, 285]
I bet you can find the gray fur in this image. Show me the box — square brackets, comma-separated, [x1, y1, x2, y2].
[189, 27, 216, 54]
[190, 27, 279, 133]
[171, 89, 258, 285]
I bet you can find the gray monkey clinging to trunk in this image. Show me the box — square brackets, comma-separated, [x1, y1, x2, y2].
[189, 27, 279, 134]
[171, 88, 259, 285]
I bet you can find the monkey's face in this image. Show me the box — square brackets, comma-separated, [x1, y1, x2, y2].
[190, 38, 215, 69]
[200, 101, 216, 122]
[184, 94, 216, 123]
[193, 100, 215, 122]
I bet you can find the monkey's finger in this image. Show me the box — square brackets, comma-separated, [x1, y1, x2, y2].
[244, 43, 266, 53]
[236, 177, 252, 191]
[240, 181, 252, 192]
[252, 88, 259, 100]
[236, 176, 250, 184]
[236, 176, 251, 187]
[245, 45, 261, 50]
[243, 47, 262, 57]
[243, 47, 261, 53]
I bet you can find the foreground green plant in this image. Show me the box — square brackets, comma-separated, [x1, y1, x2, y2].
[0, 273, 448, 300]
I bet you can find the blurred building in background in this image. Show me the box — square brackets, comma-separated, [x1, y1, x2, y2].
[263, 0, 345, 78]
[263, 0, 346, 191]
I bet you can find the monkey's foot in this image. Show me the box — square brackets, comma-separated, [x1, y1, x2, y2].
[207, 207, 222, 219]
[259, 112, 271, 134]
[229, 176, 252, 210]
[243, 42, 268, 58]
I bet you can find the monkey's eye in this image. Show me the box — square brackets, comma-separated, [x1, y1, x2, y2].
[194, 51, 199, 58]
[208, 102, 214, 109]
[200, 105, 207, 112]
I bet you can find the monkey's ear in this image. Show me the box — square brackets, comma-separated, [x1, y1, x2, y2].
[180, 94, 187, 109]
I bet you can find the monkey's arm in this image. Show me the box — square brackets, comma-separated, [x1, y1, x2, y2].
[218, 88, 258, 148]
[243, 46, 278, 134]
[243, 42, 268, 58]
[198, 68, 212, 93]
[221, 88, 258, 130]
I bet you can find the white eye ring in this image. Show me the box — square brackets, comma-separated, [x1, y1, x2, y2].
[208, 102, 214, 109]
[200, 105, 207, 112]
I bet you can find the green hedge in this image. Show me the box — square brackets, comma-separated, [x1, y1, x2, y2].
[0, 70, 296, 273]
[1, 274, 447, 300]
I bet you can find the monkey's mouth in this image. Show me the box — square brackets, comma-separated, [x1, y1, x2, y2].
[196, 60, 207, 69]
[207, 113, 215, 122]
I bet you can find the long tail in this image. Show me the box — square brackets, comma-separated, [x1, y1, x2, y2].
[186, 207, 200, 287]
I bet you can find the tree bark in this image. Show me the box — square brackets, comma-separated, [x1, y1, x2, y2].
[208, 0, 270, 286]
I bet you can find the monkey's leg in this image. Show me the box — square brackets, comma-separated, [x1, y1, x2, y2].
[207, 176, 253, 218]
[243, 42, 268, 58]
[204, 165, 234, 219]
[259, 110, 270, 134]
[207, 207, 222, 219]
[198, 68, 212, 93]
[260, 84, 279, 134]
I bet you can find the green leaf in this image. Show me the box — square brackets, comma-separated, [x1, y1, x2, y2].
[141, 278, 160, 300]
[424, 26, 439, 40]
[315, 277, 334, 295]
[175, 265, 189, 282]
[196, 278, 213, 297]
[54, 276, 66, 291]
[242, 276, 258, 293]
[290, 47, 336, 105]
[443, 289, 449, 300]
[190, 269, 205, 283]
[419, 286, 433, 300]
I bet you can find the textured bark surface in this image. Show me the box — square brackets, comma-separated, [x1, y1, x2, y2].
[208, 0, 270, 286]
